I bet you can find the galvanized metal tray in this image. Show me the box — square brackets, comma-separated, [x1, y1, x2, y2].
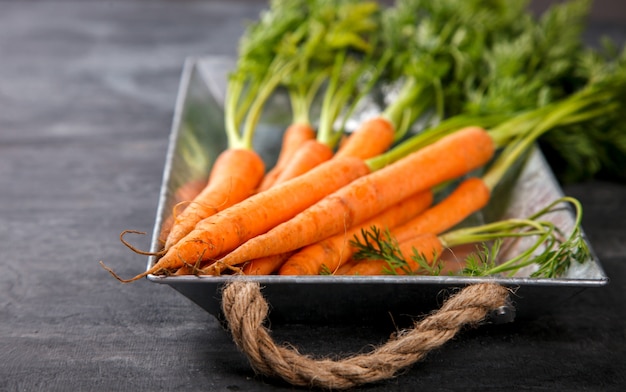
[147, 56, 608, 326]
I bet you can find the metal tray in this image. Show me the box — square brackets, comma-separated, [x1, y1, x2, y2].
[147, 56, 608, 326]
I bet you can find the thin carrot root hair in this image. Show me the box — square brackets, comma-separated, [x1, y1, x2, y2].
[170, 196, 231, 226]
[204, 260, 244, 276]
[159, 200, 203, 247]
[334, 258, 358, 275]
[98, 260, 167, 283]
[119, 230, 165, 257]
[102, 236, 215, 283]
[173, 257, 206, 275]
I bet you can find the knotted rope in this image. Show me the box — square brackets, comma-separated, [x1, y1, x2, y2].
[221, 280, 510, 389]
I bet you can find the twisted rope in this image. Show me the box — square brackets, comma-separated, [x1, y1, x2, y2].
[221, 280, 510, 389]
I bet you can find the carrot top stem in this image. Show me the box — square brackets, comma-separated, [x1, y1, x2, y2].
[316, 40, 390, 149]
[287, 71, 327, 126]
[459, 197, 588, 277]
[226, 59, 298, 150]
[379, 79, 424, 137]
[482, 87, 623, 190]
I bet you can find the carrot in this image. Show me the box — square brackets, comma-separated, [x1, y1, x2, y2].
[172, 260, 205, 276]
[163, 148, 265, 250]
[334, 117, 396, 160]
[205, 126, 495, 273]
[257, 123, 316, 191]
[334, 258, 358, 275]
[104, 156, 371, 282]
[278, 176, 489, 276]
[158, 177, 207, 245]
[278, 189, 433, 275]
[242, 251, 296, 275]
[345, 233, 443, 275]
[270, 139, 335, 186]
[392, 177, 491, 243]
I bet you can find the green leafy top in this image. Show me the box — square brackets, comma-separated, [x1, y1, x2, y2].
[463, 0, 590, 116]
[381, 0, 626, 184]
[280, 0, 382, 129]
[378, 0, 530, 139]
[540, 40, 626, 183]
[484, 38, 626, 189]
[302, 0, 387, 147]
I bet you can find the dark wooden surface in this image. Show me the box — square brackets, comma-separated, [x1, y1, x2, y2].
[1, 1, 625, 391]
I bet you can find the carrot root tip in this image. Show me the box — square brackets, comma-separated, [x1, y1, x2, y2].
[98, 260, 146, 283]
[120, 230, 165, 256]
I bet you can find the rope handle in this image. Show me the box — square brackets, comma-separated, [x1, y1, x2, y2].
[221, 280, 513, 389]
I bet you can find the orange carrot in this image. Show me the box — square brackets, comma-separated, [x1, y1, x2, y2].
[163, 148, 265, 250]
[173, 262, 201, 276]
[242, 251, 296, 275]
[158, 177, 207, 245]
[270, 140, 334, 186]
[173, 178, 208, 203]
[393, 176, 491, 243]
[334, 258, 358, 275]
[278, 189, 433, 275]
[206, 126, 494, 273]
[257, 123, 316, 192]
[334, 117, 395, 160]
[103, 156, 371, 282]
[345, 233, 443, 275]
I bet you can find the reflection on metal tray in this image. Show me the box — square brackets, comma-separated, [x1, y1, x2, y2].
[147, 56, 608, 326]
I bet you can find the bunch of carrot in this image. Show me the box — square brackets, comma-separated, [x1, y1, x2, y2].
[101, 0, 626, 282]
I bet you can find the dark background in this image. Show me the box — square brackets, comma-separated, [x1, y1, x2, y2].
[0, 1, 624, 391]
[532, 0, 626, 23]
